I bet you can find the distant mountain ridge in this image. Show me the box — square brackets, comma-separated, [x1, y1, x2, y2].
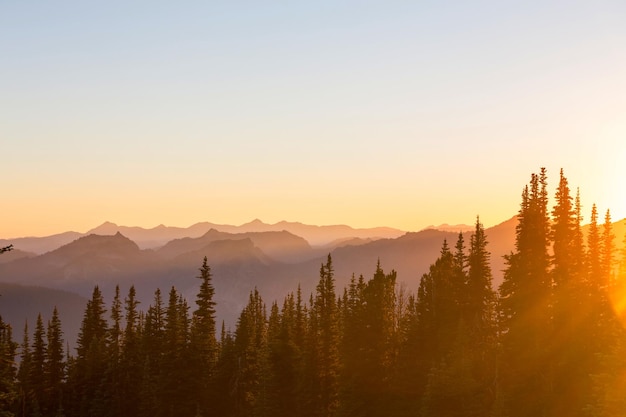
[2, 219, 408, 255]
[422, 223, 475, 233]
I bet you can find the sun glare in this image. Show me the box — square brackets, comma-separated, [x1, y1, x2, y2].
[611, 277, 626, 330]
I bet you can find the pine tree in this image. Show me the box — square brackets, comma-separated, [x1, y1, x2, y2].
[233, 288, 267, 417]
[339, 274, 367, 416]
[498, 169, 552, 417]
[17, 321, 33, 417]
[106, 285, 123, 416]
[120, 286, 141, 417]
[161, 286, 192, 417]
[419, 240, 463, 363]
[586, 216, 626, 416]
[545, 173, 594, 416]
[465, 216, 496, 416]
[139, 289, 165, 417]
[189, 257, 218, 416]
[311, 254, 340, 417]
[213, 323, 237, 417]
[68, 286, 109, 417]
[466, 217, 495, 333]
[602, 210, 616, 290]
[0, 317, 17, 417]
[31, 314, 46, 413]
[360, 261, 398, 416]
[453, 232, 468, 314]
[45, 307, 65, 416]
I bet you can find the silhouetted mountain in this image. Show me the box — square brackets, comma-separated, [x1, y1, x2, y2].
[321, 237, 375, 250]
[87, 221, 220, 249]
[264, 220, 405, 246]
[0, 232, 158, 294]
[3, 219, 407, 255]
[423, 223, 475, 233]
[0, 282, 87, 350]
[0, 249, 36, 264]
[0, 231, 83, 255]
[89, 219, 405, 248]
[158, 229, 314, 263]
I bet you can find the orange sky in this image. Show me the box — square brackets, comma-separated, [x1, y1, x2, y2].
[2, 2, 625, 238]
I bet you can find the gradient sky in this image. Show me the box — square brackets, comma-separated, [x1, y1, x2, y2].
[2, 1, 625, 238]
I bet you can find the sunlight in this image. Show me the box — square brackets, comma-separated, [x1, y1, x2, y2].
[610, 280, 626, 329]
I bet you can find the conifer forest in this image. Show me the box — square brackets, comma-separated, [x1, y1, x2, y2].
[2, 168, 626, 417]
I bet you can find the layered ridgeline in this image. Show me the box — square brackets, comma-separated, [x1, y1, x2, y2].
[1, 169, 626, 416]
[0, 218, 522, 348]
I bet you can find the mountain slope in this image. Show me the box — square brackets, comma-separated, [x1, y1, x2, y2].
[0, 231, 83, 255]
[158, 229, 314, 263]
[0, 283, 87, 349]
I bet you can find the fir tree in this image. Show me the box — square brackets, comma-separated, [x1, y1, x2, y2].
[190, 257, 218, 416]
[139, 289, 165, 417]
[30, 314, 46, 413]
[0, 317, 17, 417]
[45, 307, 65, 416]
[69, 286, 109, 417]
[233, 288, 267, 417]
[311, 254, 340, 417]
[120, 286, 141, 417]
[465, 216, 496, 416]
[498, 169, 552, 417]
[16, 322, 33, 417]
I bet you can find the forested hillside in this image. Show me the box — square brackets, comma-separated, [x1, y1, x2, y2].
[1, 169, 625, 417]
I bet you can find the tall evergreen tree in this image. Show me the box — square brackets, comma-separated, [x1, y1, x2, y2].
[498, 168, 552, 417]
[30, 314, 46, 414]
[139, 288, 165, 417]
[465, 216, 496, 416]
[161, 286, 193, 417]
[466, 217, 495, 333]
[16, 322, 33, 417]
[360, 262, 398, 416]
[233, 288, 267, 417]
[69, 286, 109, 417]
[106, 285, 123, 417]
[120, 286, 141, 417]
[45, 307, 65, 416]
[311, 254, 340, 417]
[0, 317, 17, 417]
[548, 171, 591, 416]
[189, 257, 218, 416]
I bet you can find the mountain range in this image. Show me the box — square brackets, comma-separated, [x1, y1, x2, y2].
[1, 216, 624, 348]
[0, 219, 406, 254]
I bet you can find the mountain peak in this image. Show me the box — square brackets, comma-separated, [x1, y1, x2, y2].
[88, 221, 120, 235]
[422, 223, 474, 233]
[242, 219, 266, 227]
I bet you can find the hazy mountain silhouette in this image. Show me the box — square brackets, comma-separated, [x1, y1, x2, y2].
[422, 223, 475, 233]
[87, 221, 219, 249]
[0, 232, 158, 295]
[0, 282, 88, 350]
[0, 231, 83, 255]
[158, 229, 315, 263]
[0, 248, 35, 264]
[8, 219, 406, 254]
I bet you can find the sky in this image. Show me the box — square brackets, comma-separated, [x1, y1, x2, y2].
[2, 1, 626, 238]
